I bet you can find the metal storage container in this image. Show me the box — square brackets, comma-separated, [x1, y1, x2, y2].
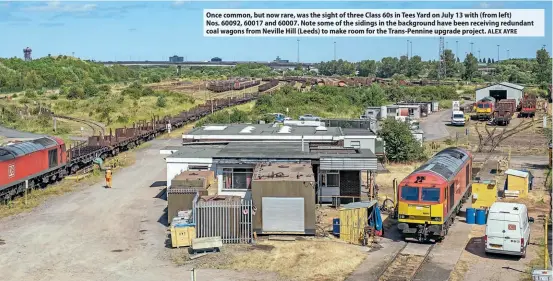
[167, 187, 207, 224]
[251, 162, 316, 235]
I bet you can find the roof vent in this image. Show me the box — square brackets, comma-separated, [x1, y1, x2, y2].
[315, 126, 327, 131]
[240, 126, 255, 133]
[278, 126, 292, 134]
[203, 125, 227, 131]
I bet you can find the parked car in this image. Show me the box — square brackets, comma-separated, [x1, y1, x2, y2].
[485, 202, 534, 258]
[299, 114, 321, 121]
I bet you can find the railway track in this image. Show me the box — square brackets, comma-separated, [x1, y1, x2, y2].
[1, 88, 282, 202]
[377, 242, 435, 281]
[54, 114, 106, 136]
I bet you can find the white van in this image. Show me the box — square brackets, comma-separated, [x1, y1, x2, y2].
[451, 110, 466, 126]
[485, 202, 534, 257]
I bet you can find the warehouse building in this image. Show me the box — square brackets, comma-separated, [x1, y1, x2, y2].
[475, 82, 524, 107]
[182, 123, 378, 152]
[161, 142, 378, 204]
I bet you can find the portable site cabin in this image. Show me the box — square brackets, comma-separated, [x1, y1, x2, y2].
[339, 200, 382, 245]
[251, 162, 316, 235]
[504, 169, 533, 198]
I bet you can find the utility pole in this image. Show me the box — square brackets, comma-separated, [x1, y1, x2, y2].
[333, 41, 336, 61]
[478, 50, 481, 61]
[296, 39, 300, 64]
[470, 42, 474, 54]
[407, 40, 410, 59]
[410, 41, 413, 57]
[497, 45, 500, 62]
[456, 40, 459, 59]
[507, 49, 510, 59]
[438, 36, 446, 80]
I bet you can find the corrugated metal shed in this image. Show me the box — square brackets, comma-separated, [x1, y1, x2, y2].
[413, 147, 470, 182]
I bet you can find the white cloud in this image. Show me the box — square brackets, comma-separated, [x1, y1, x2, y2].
[23, 1, 97, 12]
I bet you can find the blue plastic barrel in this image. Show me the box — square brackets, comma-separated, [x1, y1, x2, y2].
[332, 218, 340, 236]
[476, 209, 487, 225]
[466, 208, 476, 224]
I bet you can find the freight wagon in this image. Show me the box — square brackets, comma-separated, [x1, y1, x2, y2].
[518, 93, 537, 118]
[397, 147, 472, 242]
[493, 99, 516, 126]
[0, 92, 272, 202]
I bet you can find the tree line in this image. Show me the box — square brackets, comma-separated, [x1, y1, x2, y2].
[315, 48, 552, 88]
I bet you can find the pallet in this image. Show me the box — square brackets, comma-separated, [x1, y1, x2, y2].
[191, 247, 220, 255]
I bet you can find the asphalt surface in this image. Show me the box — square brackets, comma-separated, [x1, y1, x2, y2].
[0, 125, 43, 139]
[420, 109, 452, 141]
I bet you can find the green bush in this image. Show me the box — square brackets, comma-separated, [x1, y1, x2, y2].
[156, 95, 167, 108]
[377, 118, 426, 162]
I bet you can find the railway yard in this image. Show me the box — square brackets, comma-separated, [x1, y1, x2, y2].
[0, 76, 551, 281]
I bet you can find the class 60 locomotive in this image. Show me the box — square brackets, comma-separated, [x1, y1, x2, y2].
[395, 147, 473, 242]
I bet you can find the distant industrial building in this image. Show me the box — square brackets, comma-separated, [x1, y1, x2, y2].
[475, 82, 524, 107]
[169, 55, 184, 63]
[211, 57, 222, 62]
[274, 56, 289, 63]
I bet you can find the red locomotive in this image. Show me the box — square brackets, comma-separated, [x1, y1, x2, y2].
[397, 147, 473, 241]
[0, 137, 67, 197]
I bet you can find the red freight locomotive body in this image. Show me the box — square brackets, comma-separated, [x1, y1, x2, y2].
[397, 147, 473, 242]
[0, 137, 67, 196]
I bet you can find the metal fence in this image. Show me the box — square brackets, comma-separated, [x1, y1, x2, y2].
[192, 198, 253, 244]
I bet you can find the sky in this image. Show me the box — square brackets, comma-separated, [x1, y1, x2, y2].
[0, 1, 551, 62]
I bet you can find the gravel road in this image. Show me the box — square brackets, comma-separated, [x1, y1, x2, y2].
[0, 139, 276, 281]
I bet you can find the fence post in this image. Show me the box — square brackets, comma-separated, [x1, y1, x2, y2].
[25, 180, 28, 205]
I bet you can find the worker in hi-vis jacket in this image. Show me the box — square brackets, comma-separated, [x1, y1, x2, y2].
[105, 168, 112, 188]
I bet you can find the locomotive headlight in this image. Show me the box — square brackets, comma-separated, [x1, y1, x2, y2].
[431, 217, 441, 222]
[399, 214, 407, 219]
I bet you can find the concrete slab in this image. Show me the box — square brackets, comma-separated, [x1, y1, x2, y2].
[402, 242, 432, 256]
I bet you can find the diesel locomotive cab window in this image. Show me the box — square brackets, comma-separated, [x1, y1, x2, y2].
[401, 186, 419, 201]
[478, 104, 484, 108]
[421, 188, 440, 202]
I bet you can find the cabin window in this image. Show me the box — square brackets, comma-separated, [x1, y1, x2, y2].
[421, 188, 440, 202]
[478, 104, 484, 108]
[222, 168, 253, 190]
[48, 149, 58, 168]
[401, 186, 419, 201]
[324, 171, 340, 187]
[350, 141, 361, 149]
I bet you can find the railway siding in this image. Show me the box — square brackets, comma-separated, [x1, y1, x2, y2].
[413, 204, 473, 281]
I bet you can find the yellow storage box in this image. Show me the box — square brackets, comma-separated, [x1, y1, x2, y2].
[471, 180, 497, 209]
[504, 169, 531, 198]
[339, 200, 378, 245]
[170, 224, 196, 248]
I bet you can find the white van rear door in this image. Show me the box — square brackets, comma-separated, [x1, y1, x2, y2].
[503, 213, 522, 252]
[487, 212, 506, 249]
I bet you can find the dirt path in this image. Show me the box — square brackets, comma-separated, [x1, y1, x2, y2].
[0, 139, 275, 281]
